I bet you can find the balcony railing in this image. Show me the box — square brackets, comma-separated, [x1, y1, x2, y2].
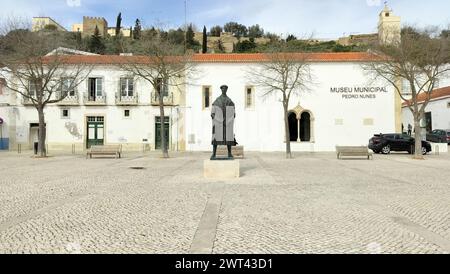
[83, 93, 107, 105]
[56, 92, 79, 105]
[115, 92, 139, 105]
[150, 92, 174, 106]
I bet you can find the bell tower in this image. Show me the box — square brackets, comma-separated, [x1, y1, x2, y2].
[378, 3, 401, 45]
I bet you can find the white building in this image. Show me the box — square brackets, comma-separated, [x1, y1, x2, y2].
[402, 86, 450, 134]
[0, 53, 402, 153]
[0, 61, 185, 153]
[186, 53, 401, 152]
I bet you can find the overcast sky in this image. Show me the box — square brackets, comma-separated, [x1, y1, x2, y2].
[1, 0, 449, 39]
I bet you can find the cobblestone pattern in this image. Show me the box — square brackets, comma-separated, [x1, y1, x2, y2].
[0, 151, 449, 254]
[213, 153, 450, 254]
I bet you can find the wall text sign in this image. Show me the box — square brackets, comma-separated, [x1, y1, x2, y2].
[330, 87, 388, 99]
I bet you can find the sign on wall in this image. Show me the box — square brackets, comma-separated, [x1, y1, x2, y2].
[330, 87, 388, 99]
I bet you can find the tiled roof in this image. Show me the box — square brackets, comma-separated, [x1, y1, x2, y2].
[403, 86, 450, 106]
[42, 52, 380, 64]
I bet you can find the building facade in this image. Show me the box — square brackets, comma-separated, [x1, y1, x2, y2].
[186, 53, 401, 152]
[0, 53, 402, 153]
[402, 86, 450, 135]
[0, 63, 185, 152]
[32, 17, 67, 32]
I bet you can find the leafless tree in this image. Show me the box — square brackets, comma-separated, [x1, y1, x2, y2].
[246, 42, 313, 158]
[0, 18, 92, 157]
[118, 35, 196, 158]
[363, 26, 450, 159]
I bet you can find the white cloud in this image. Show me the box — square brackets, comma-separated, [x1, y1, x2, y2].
[66, 0, 82, 8]
[366, 0, 382, 7]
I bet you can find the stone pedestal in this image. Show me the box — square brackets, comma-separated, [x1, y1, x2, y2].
[204, 160, 240, 179]
[429, 142, 449, 155]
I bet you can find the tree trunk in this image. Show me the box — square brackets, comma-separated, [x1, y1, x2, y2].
[413, 116, 423, 159]
[283, 105, 292, 159]
[159, 92, 169, 158]
[37, 106, 46, 157]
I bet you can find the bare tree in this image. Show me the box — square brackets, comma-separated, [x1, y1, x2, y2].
[119, 35, 196, 158]
[247, 42, 313, 158]
[0, 19, 91, 157]
[364, 26, 450, 159]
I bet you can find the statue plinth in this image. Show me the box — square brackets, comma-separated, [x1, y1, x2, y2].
[204, 160, 240, 179]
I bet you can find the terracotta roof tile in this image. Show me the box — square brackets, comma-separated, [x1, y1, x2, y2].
[42, 52, 380, 64]
[403, 86, 450, 106]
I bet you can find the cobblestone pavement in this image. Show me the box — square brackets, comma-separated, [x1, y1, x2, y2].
[0, 150, 449, 254]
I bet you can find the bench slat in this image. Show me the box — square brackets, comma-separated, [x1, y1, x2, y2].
[87, 145, 122, 159]
[336, 146, 373, 160]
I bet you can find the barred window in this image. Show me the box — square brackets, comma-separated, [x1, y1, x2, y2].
[29, 80, 42, 97]
[245, 86, 254, 108]
[203, 86, 211, 109]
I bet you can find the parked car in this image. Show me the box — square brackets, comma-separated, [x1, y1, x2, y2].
[426, 129, 450, 144]
[369, 133, 432, 155]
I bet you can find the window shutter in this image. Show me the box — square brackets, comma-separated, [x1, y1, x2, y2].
[96, 78, 103, 96]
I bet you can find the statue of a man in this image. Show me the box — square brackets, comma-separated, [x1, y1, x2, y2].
[211, 85, 237, 160]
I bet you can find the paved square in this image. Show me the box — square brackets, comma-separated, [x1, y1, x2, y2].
[0, 150, 449, 254]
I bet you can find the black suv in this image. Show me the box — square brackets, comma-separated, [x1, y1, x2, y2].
[369, 133, 432, 155]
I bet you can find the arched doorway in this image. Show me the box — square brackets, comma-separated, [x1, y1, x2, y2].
[300, 112, 311, 142]
[288, 112, 298, 142]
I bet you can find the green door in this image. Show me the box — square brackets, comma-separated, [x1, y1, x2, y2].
[87, 116, 104, 148]
[155, 116, 169, 150]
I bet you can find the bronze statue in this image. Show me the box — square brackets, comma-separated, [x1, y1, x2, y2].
[211, 85, 237, 160]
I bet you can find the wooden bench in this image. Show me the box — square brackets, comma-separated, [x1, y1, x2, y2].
[336, 146, 373, 160]
[216, 145, 244, 159]
[87, 145, 122, 159]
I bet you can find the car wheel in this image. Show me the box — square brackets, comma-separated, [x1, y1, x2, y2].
[422, 147, 428, 155]
[382, 145, 391, 154]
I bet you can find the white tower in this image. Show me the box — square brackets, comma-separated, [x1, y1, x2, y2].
[378, 4, 401, 45]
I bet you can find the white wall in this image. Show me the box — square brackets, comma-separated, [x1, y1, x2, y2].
[402, 97, 450, 131]
[186, 62, 397, 152]
[2, 66, 181, 151]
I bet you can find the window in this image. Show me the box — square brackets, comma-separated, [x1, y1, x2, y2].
[245, 86, 255, 108]
[29, 80, 42, 97]
[0, 78, 5, 95]
[88, 78, 103, 98]
[61, 109, 69, 119]
[120, 78, 134, 97]
[88, 116, 104, 122]
[61, 78, 76, 97]
[156, 78, 168, 97]
[402, 79, 411, 95]
[124, 109, 130, 117]
[202, 86, 211, 109]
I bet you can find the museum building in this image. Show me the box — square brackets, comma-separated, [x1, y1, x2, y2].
[186, 53, 402, 152]
[0, 52, 403, 153]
